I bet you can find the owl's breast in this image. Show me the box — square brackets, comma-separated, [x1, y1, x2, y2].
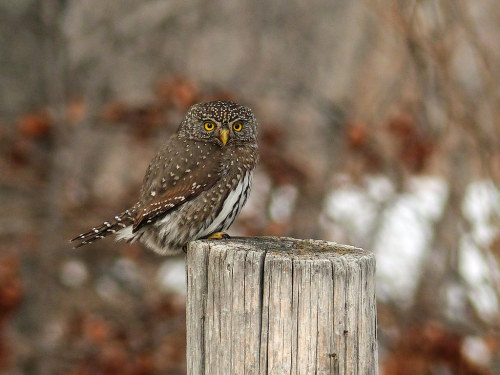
[219, 143, 258, 175]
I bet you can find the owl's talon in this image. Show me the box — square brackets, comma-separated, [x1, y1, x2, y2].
[206, 232, 231, 240]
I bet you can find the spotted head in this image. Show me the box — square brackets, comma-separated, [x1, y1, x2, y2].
[177, 100, 257, 147]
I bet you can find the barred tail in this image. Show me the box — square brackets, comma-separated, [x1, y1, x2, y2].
[70, 207, 137, 248]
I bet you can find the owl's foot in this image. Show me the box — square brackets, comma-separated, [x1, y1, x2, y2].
[206, 232, 231, 240]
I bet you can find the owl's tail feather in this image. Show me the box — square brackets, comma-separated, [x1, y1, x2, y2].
[70, 207, 137, 248]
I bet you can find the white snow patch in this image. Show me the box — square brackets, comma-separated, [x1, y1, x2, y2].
[365, 175, 395, 203]
[157, 258, 186, 294]
[269, 184, 298, 222]
[325, 186, 378, 240]
[458, 181, 500, 319]
[459, 236, 499, 319]
[463, 180, 500, 245]
[370, 177, 447, 302]
[60, 259, 88, 288]
[462, 336, 491, 366]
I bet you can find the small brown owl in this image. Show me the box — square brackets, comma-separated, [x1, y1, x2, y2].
[71, 100, 258, 255]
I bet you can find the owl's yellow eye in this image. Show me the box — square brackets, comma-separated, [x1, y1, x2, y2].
[233, 122, 242, 132]
[204, 121, 215, 131]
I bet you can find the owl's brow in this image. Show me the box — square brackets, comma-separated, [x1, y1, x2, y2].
[196, 116, 221, 125]
[198, 115, 250, 124]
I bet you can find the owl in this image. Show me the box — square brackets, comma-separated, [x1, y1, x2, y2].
[71, 100, 258, 255]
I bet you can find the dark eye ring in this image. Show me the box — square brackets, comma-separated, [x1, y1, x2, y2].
[233, 122, 242, 132]
[204, 121, 215, 131]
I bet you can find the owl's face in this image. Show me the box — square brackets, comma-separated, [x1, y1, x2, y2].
[177, 100, 257, 147]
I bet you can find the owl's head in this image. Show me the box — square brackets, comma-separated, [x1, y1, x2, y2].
[178, 100, 257, 147]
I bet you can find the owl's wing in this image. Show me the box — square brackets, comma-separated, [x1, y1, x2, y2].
[132, 139, 222, 232]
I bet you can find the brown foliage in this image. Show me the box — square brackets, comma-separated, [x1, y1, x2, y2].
[384, 322, 492, 375]
[17, 109, 53, 140]
[63, 294, 186, 375]
[344, 120, 383, 173]
[100, 101, 166, 140]
[386, 113, 434, 173]
[156, 76, 200, 111]
[0, 256, 23, 369]
[259, 127, 308, 186]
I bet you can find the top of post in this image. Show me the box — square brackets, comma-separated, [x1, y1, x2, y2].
[189, 236, 372, 262]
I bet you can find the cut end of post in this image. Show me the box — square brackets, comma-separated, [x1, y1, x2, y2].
[190, 235, 371, 258]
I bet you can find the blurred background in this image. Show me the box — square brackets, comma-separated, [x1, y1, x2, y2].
[1, 0, 499, 374]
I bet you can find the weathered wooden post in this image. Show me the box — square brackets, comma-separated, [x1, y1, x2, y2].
[186, 236, 377, 375]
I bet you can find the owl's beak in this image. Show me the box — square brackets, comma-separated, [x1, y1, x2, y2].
[219, 128, 229, 146]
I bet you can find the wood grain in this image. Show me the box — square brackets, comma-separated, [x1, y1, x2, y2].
[186, 236, 377, 375]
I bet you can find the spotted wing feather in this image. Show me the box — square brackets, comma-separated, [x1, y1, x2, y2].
[132, 137, 223, 232]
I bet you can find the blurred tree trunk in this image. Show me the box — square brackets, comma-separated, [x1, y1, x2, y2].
[20, 1, 70, 373]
